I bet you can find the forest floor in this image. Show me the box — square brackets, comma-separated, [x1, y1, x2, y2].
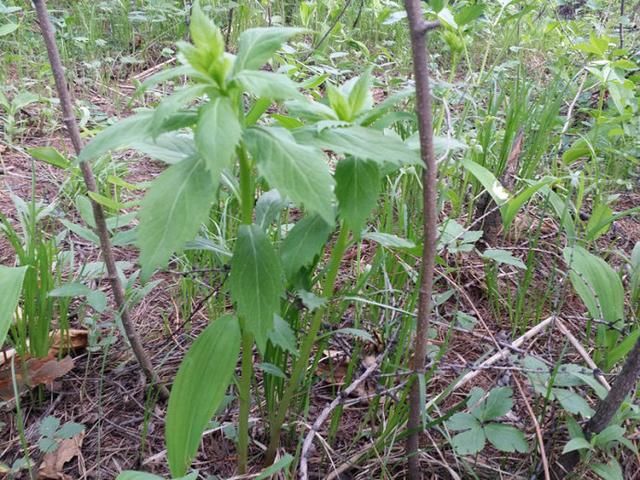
[1, 72, 640, 480]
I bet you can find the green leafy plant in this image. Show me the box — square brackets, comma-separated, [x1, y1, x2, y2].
[446, 386, 528, 455]
[564, 246, 629, 370]
[37, 416, 84, 453]
[0, 264, 27, 347]
[0, 194, 70, 357]
[79, 1, 420, 474]
[0, 88, 38, 142]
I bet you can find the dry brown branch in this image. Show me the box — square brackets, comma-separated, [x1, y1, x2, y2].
[514, 374, 550, 480]
[32, 0, 169, 399]
[425, 315, 557, 411]
[299, 358, 381, 479]
[403, 2, 440, 477]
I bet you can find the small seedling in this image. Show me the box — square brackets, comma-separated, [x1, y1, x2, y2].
[38, 416, 85, 453]
[446, 386, 528, 455]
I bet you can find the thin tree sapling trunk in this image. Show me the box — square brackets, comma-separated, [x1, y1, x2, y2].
[403, 1, 440, 478]
[32, 0, 169, 400]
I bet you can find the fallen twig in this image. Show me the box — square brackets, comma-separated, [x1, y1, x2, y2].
[425, 315, 556, 411]
[555, 318, 611, 390]
[514, 374, 550, 480]
[299, 358, 381, 479]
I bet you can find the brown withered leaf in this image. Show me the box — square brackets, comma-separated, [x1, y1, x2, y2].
[0, 355, 74, 401]
[0, 329, 88, 367]
[316, 349, 350, 385]
[38, 431, 84, 480]
[28, 356, 74, 386]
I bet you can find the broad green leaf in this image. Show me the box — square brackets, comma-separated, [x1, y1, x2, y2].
[0, 266, 26, 347]
[189, 0, 223, 57]
[451, 426, 485, 455]
[130, 132, 196, 164]
[438, 7, 458, 28]
[235, 71, 301, 100]
[430, 0, 445, 12]
[327, 85, 352, 121]
[455, 4, 485, 25]
[447, 412, 480, 431]
[344, 67, 373, 117]
[268, 315, 298, 355]
[151, 85, 209, 137]
[79, 112, 154, 162]
[244, 127, 335, 224]
[363, 232, 416, 249]
[117, 472, 164, 480]
[255, 189, 285, 230]
[462, 158, 511, 206]
[285, 99, 338, 122]
[87, 290, 107, 313]
[563, 246, 624, 328]
[75, 195, 96, 228]
[230, 224, 284, 351]
[562, 437, 593, 454]
[166, 315, 240, 477]
[49, 282, 92, 298]
[552, 388, 594, 417]
[195, 97, 242, 181]
[484, 423, 528, 453]
[87, 191, 125, 211]
[586, 203, 614, 241]
[39, 416, 60, 437]
[281, 215, 333, 281]
[255, 454, 294, 480]
[234, 27, 304, 73]
[28, 147, 70, 169]
[294, 126, 421, 167]
[564, 367, 608, 400]
[0, 22, 18, 36]
[593, 425, 625, 447]
[296, 290, 327, 311]
[475, 386, 513, 421]
[56, 422, 85, 439]
[591, 459, 624, 480]
[138, 156, 216, 279]
[482, 249, 527, 270]
[259, 362, 286, 378]
[335, 158, 379, 237]
[60, 219, 100, 244]
[38, 437, 57, 453]
[607, 329, 640, 367]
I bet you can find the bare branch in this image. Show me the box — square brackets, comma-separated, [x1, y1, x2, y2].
[403, 1, 439, 477]
[32, 0, 169, 400]
[299, 359, 381, 480]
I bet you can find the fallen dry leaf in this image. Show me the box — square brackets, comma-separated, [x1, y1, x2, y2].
[38, 431, 84, 480]
[0, 355, 74, 401]
[0, 329, 88, 367]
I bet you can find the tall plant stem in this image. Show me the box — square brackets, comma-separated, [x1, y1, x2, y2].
[264, 225, 350, 466]
[403, 2, 440, 478]
[237, 144, 254, 474]
[32, 0, 169, 400]
[237, 323, 254, 474]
